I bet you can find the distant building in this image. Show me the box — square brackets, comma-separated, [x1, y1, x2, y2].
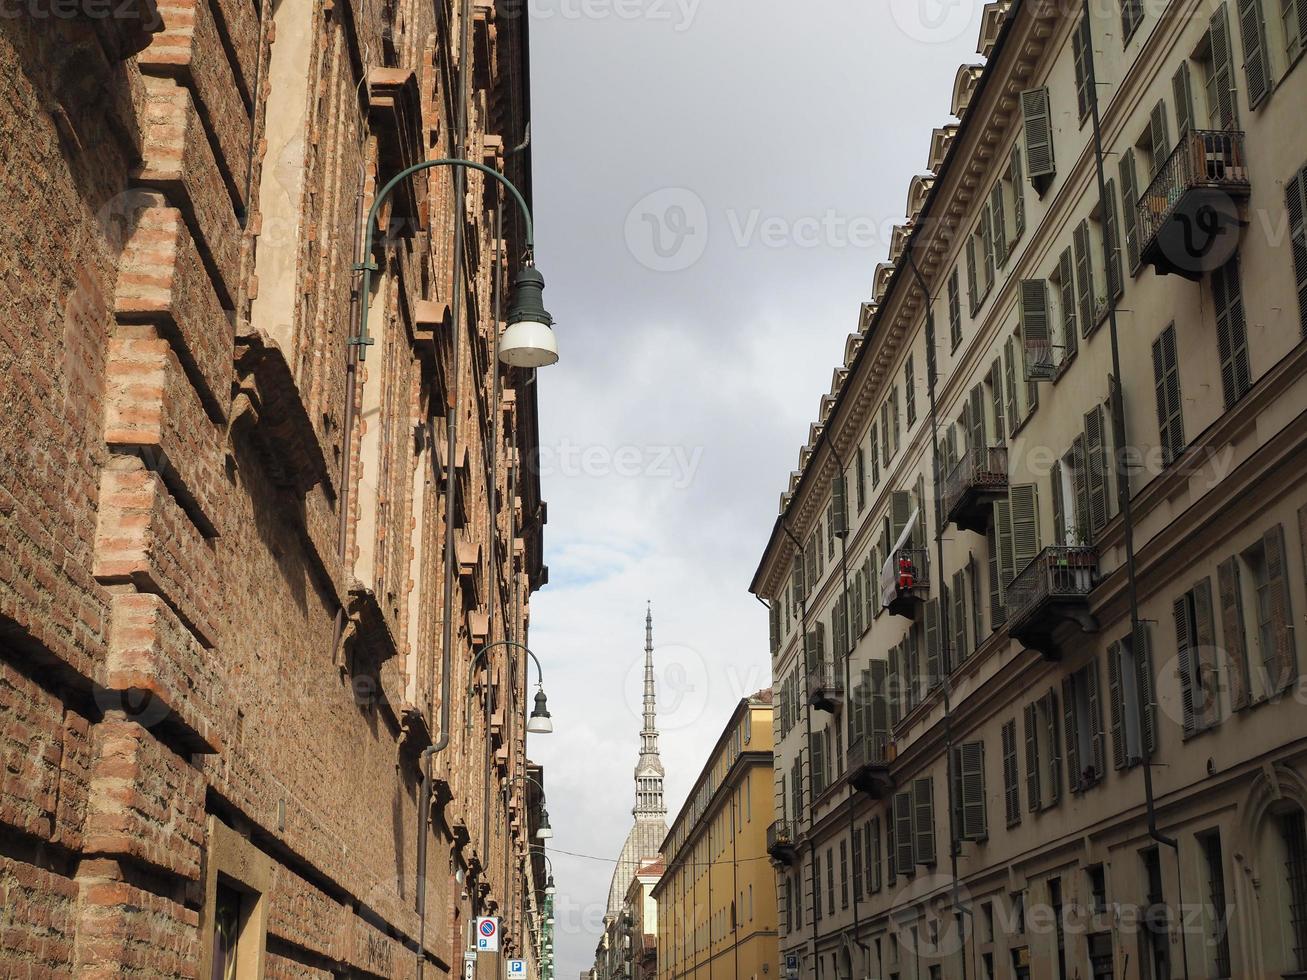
[753, 1, 1307, 978]
[654, 691, 778, 980]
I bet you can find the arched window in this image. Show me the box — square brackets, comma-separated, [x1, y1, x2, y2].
[1259, 801, 1307, 973]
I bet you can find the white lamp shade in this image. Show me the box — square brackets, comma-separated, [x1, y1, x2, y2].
[527, 713, 554, 734]
[537, 825, 553, 839]
[500, 319, 559, 368]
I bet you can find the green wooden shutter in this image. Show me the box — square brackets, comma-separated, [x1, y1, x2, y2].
[1083, 406, 1109, 537]
[1086, 660, 1105, 780]
[1134, 622, 1158, 754]
[990, 359, 1006, 446]
[948, 268, 963, 349]
[1002, 719, 1021, 826]
[1173, 61, 1195, 136]
[1023, 702, 1041, 811]
[1236, 0, 1272, 108]
[952, 569, 968, 663]
[1217, 554, 1251, 710]
[966, 236, 980, 315]
[1062, 676, 1081, 793]
[1209, 4, 1241, 129]
[924, 598, 942, 690]
[870, 420, 880, 485]
[969, 384, 987, 449]
[956, 741, 987, 841]
[1288, 0, 1307, 59]
[1174, 593, 1198, 738]
[1050, 460, 1065, 547]
[1021, 87, 1056, 189]
[981, 209, 996, 292]
[1152, 324, 1184, 465]
[833, 599, 848, 669]
[1264, 524, 1296, 693]
[888, 643, 902, 726]
[1045, 689, 1063, 806]
[987, 521, 1003, 625]
[870, 660, 889, 751]
[1104, 178, 1124, 299]
[1020, 279, 1052, 380]
[1148, 101, 1171, 177]
[1071, 436, 1090, 543]
[995, 498, 1016, 593]
[1119, 149, 1141, 274]
[1009, 483, 1041, 574]
[1073, 15, 1092, 118]
[769, 602, 780, 655]
[792, 553, 806, 606]
[1107, 642, 1126, 769]
[832, 470, 848, 538]
[1286, 168, 1307, 337]
[893, 790, 914, 872]
[1057, 247, 1079, 358]
[912, 777, 936, 866]
[904, 355, 916, 428]
[1010, 146, 1026, 236]
[1213, 258, 1251, 409]
[1003, 337, 1019, 438]
[991, 182, 1007, 265]
[1193, 577, 1219, 729]
[1073, 220, 1096, 336]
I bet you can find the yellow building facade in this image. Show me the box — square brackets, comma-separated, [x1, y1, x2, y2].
[654, 692, 779, 980]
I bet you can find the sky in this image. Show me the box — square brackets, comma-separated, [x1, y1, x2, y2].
[522, 2, 984, 974]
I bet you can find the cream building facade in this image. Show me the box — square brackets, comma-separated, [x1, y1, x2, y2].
[753, 2, 1307, 978]
[654, 692, 779, 980]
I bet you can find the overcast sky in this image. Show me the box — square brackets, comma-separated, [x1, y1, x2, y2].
[522, 2, 982, 974]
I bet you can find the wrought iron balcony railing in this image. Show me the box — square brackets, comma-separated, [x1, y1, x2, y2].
[1137, 129, 1250, 280]
[767, 820, 798, 864]
[807, 666, 845, 713]
[847, 734, 895, 798]
[942, 446, 1008, 533]
[1006, 546, 1099, 658]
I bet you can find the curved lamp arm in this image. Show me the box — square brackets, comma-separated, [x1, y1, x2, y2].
[465, 640, 545, 731]
[352, 158, 534, 359]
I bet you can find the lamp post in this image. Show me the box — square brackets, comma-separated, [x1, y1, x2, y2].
[466, 639, 552, 734]
[508, 772, 554, 840]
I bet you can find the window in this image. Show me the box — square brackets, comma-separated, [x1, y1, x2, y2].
[1141, 847, 1171, 980]
[1173, 579, 1221, 737]
[967, 234, 980, 317]
[953, 741, 988, 841]
[948, 268, 963, 351]
[912, 776, 937, 866]
[990, 179, 1008, 268]
[1225, 526, 1297, 706]
[1072, 219, 1099, 340]
[1121, 0, 1144, 41]
[1280, 808, 1307, 972]
[1001, 719, 1021, 827]
[1073, 14, 1093, 120]
[856, 447, 867, 512]
[1152, 325, 1185, 465]
[1198, 830, 1234, 978]
[890, 386, 901, 456]
[1024, 689, 1061, 811]
[852, 824, 863, 902]
[1109, 624, 1158, 766]
[905, 355, 917, 428]
[1212, 256, 1251, 409]
[1019, 278, 1056, 381]
[813, 853, 823, 922]
[951, 568, 969, 664]
[867, 817, 882, 894]
[1052, 250, 1079, 367]
[826, 846, 835, 916]
[1021, 87, 1056, 194]
[881, 402, 891, 468]
[870, 420, 881, 486]
[1119, 149, 1142, 274]
[200, 819, 272, 980]
[1288, 163, 1307, 337]
[839, 840, 849, 909]
[1062, 660, 1105, 792]
[892, 790, 913, 876]
[1003, 145, 1026, 247]
[1198, 4, 1241, 130]
[1284, 0, 1307, 61]
[1049, 877, 1067, 980]
[1140, 99, 1172, 179]
[1236, 0, 1273, 108]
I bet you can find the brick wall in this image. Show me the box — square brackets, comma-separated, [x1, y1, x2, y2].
[0, 0, 543, 973]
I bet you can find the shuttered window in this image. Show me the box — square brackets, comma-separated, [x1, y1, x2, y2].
[1025, 690, 1062, 811]
[1003, 337, 1020, 438]
[981, 211, 996, 297]
[1207, 4, 1241, 129]
[1020, 279, 1053, 381]
[969, 555, 984, 651]
[1108, 622, 1159, 766]
[855, 448, 866, 512]
[990, 359, 1006, 448]
[994, 498, 1016, 597]
[1010, 146, 1026, 237]
[1152, 324, 1185, 465]
[890, 387, 900, 456]
[912, 777, 937, 866]
[954, 741, 988, 841]
[1023, 702, 1041, 812]
[1286, 165, 1307, 337]
[948, 268, 963, 350]
[966, 237, 980, 316]
[1212, 256, 1252, 409]
[880, 403, 891, 467]
[870, 420, 880, 486]
[1148, 101, 1171, 178]
[1062, 661, 1105, 792]
[952, 569, 969, 664]
[1001, 719, 1021, 827]
[1021, 87, 1056, 193]
[1072, 15, 1093, 120]
[1174, 581, 1220, 739]
[987, 520, 1004, 627]
[924, 598, 942, 690]
[1218, 555, 1252, 711]
[1236, 0, 1272, 109]
[867, 817, 881, 894]
[851, 826, 863, 903]
[1083, 406, 1110, 539]
[769, 602, 780, 655]
[1121, 0, 1144, 40]
[1259, 525, 1297, 694]
[893, 790, 914, 874]
[991, 182, 1008, 266]
[1174, 61, 1196, 135]
[1104, 178, 1124, 300]
[905, 355, 917, 428]
[832, 471, 848, 539]
[1284, 0, 1307, 60]
[1009, 483, 1041, 578]
[1073, 220, 1096, 337]
[1119, 149, 1141, 274]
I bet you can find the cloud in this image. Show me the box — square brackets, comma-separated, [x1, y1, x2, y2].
[523, 3, 982, 974]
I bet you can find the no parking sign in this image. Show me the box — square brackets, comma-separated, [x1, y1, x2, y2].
[476, 916, 500, 952]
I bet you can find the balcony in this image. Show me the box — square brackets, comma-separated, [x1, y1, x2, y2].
[1006, 546, 1099, 658]
[1137, 129, 1250, 281]
[767, 821, 797, 865]
[885, 547, 930, 619]
[847, 735, 895, 799]
[943, 446, 1008, 534]
[807, 666, 845, 713]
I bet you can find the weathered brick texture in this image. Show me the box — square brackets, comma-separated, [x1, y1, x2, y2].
[74, 874, 199, 978]
[0, 855, 79, 976]
[83, 719, 206, 880]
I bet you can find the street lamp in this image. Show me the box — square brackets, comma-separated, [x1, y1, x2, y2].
[467, 640, 552, 736]
[528, 688, 553, 734]
[536, 808, 553, 840]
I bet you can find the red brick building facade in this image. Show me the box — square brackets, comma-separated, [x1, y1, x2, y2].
[0, 0, 546, 975]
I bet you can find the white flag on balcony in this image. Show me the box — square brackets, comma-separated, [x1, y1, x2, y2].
[880, 507, 919, 607]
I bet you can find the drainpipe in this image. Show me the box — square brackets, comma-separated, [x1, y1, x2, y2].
[903, 248, 968, 980]
[818, 430, 869, 976]
[779, 519, 820, 979]
[1079, 4, 1188, 975]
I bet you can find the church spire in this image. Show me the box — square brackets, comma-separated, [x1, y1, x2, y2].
[633, 602, 666, 819]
